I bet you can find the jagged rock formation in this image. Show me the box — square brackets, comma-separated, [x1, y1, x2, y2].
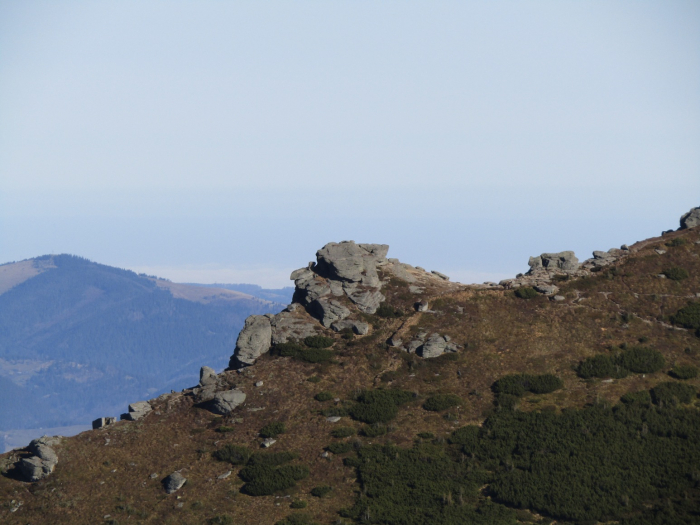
[92, 417, 116, 429]
[18, 436, 61, 482]
[229, 241, 456, 368]
[680, 206, 700, 229]
[120, 401, 152, 421]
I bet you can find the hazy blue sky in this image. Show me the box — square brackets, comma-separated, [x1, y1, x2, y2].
[1, 1, 698, 287]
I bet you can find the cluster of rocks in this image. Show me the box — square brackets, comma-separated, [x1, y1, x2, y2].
[230, 241, 453, 368]
[18, 436, 61, 482]
[190, 366, 246, 415]
[389, 332, 460, 358]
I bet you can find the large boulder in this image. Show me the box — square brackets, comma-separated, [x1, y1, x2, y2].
[346, 289, 385, 314]
[270, 312, 318, 345]
[314, 241, 389, 287]
[19, 440, 59, 482]
[680, 207, 700, 229]
[163, 472, 187, 494]
[230, 314, 273, 368]
[528, 251, 579, 272]
[309, 298, 352, 327]
[210, 389, 247, 415]
[331, 319, 370, 335]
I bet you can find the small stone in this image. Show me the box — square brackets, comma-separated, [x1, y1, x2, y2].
[620, 244, 629, 250]
[657, 274, 667, 279]
[326, 416, 341, 423]
[262, 438, 277, 448]
[150, 473, 158, 479]
[388, 337, 402, 347]
[431, 271, 450, 281]
[655, 249, 666, 255]
[320, 451, 330, 458]
[255, 381, 264, 387]
[415, 300, 429, 312]
[217, 471, 232, 479]
[553, 295, 566, 301]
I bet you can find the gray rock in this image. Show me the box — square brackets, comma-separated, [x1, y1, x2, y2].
[415, 300, 429, 312]
[388, 337, 402, 347]
[431, 271, 450, 281]
[553, 295, 566, 301]
[193, 384, 218, 403]
[210, 389, 247, 415]
[331, 319, 370, 335]
[29, 444, 58, 465]
[346, 289, 385, 314]
[230, 315, 273, 368]
[418, 334, 448, 358]
[261, 438, 277, 448]
[120, 401, 152, 421]
[255, 381, 264, 387]
[680, 206, 700, 229]
[406, 339, 422, 354]
[534, 284, 559, 295]
[92, 417, 116, 430]
[218, 471, 232, 479]
[314, 241, 388, 287]
[163, 472, 186, 494]
[408, 285, 424, 294]
[655, 249, 667, 255]
[199, 366, 217, 387]
[270, 312, 318, 345]
[528, 251, 579, 272]
[310, 298, 352, 327]
[30, 436, 63, 448]
[385, 260, 417, 283]
[326, 416, 342, 423]
[298, 279, 332, 305]
[19, 455, 55, 482]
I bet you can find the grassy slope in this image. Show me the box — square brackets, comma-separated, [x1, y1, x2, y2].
[1, 229, 699, 524]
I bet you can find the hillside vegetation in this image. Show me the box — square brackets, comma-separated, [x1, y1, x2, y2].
[1, 225, 700, 525]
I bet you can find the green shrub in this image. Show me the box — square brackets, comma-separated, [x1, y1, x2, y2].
[215, 425, 236, 433]
[669, 364, 699, 380]
[360, 424, 388, 437]
[310, 485, 332, 498]
[349, 389, 414, 424]
[213, 444, 252, 465]
[448, 425, 480, 453]
[314, 391, 333, 402]
[307, 375, 321, 383]
[494, 393, 520, 411]
[620, 390, 652, 406]
[275, 513, 318, 525]
[492, 374, 564, 396]
[240, 464, 309, 496]
[248, 451, 298, 467]
[423, 394, 462, 412]
[275, 341, 334, 363]
[276, 342, 306, 357]
[515, 287, 538, 299]
[666, 238, 687, 247]
[259, 422, 286, 439]
[290, 500, 307, 509]
[326, 442, 353, 454]
[417, 432, 434, 439]
[208, 515, 235, 525]
[298, 348, 334, 363]
[303, 335, 334, 348]
[618, 346, 665, 374]
[375, 304, 403, 318]
[662, 267, 689, 281]
[650, 382, 696, 406]
[331, 426, 356, 438]
[671, 302, 700, 330]
[527, 374, 564, 394]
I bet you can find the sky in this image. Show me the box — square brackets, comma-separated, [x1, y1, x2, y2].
[1, 1, 699, 287]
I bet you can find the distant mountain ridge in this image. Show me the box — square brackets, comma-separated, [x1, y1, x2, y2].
[0, 254, 285, 437]
[186, 283, 294, 305]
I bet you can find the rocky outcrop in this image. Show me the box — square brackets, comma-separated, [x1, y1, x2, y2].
[330, 319, 370, 335]
[192, 365, 229, 402]
[313, 242, 389, 287]
[92, 417, 117, 429]
[270, 311, 318, 345]
[230, 315, 273, 368]
[528, 251, 579, 272]
[680, 207, 700, 229]
[18, 437, 61, 482]
[210, 389, 247, 415]
[120, 401, 152, 421]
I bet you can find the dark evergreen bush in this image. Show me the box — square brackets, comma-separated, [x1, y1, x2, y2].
[620, 390, 652, 407]
[314, 391, 333, 402]
[248, 451, 298, 467]
[375, 304, 404, 318]
[423, 394, 462, 412]
[448, 425, 480, 453]
[330, 426, 356, 438]
[662, 267, 689, 281]
[349, 389, 414, 424]
[651, 382, 696, 406]
[666, 238, 687, 247]
[240, 464, 309, 496]
[492, 374, 564, 396]
[303, 335, 334, 348]
[577, 354, 629, 379]
[360, 424, 388, 437]
[290, 500, 307, 509]
[259, 422, 286, 439]
[417, 432, 434, 439]
[669, 364, 699, 380]
[515, 287, 538, 299]
[527, 374, 564, 394]
[275, 513, 318, 525]
[618, 346, 665, 374]
[310, 485, 333, 498]
[213, 444, 251, 465]
[671, 302, 700, 330]
[326, 442, 352, 454]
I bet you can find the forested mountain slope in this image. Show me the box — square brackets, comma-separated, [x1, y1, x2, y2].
[0, 255, 284, 432]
